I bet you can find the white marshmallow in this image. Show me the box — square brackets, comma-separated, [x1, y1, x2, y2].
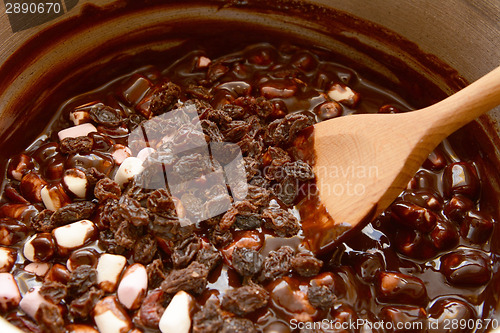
[52, 220, 96, 251]
[94, 296, 132, 333]
[19, 286, 47, 319]
[63, 169, 88, 198]
[0, 273, 21, 312]
[41, 184, 70, 211]
[197, 56, 212, 68]
[23, 234, 38, 262]
[159, 291, 194, 333]
[136, 147, 156, 162]
[97, 253, 127, 293]
[69, 110, 90, 126]
[0, 247, 16, 272]
[117, 263, 147, 310]
[111, 144, 132, 165]
[24, 263, 51, 277]
[114, 157, 144, 187]
[58, 123, 97, 141]
[327, 83, 357, 104]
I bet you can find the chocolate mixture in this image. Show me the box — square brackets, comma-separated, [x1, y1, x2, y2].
[0, 42, 499, 333]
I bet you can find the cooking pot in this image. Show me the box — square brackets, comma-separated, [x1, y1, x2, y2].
[0, 0, 499, 332]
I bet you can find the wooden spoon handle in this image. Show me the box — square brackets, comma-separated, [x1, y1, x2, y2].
[419, 65, 500, 138]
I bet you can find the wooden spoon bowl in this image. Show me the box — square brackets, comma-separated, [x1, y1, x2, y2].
[303, 65, 500, 252]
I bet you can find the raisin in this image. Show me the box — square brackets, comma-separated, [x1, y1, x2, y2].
[245, 185, 271, 209]
[186, 84, 212, 100]
[39, 281, 67, 304]
[69, 287, 104, 319]
[84, 167, 106, 187]
[161, 261, 209, 295]
[275, 175, 299, 205]
[51, 201, 96, 226]
[89, 104, 123, 127]
[196, 246, 223, 272]
[201, 119, 224, 142]
[35, 302, 65, 333]
[221, 317, 257, 333]
[112, 219, 144, 249]
[262, 146, 291, 181]
[265, 112, 314, 146]
[259, 246, 294, 281]
[149, 82, 182, 116]
[133, 234, 158, 265]
[223, 120, 252, 142]
[193, 299, 224, 333]
[232, 247, 263, 277]
[171, 236, 201, 268]
[146, 259, 168, 289]
[59, 136, 93, 154]
[262, 206, 300, 237]
[67, 265, 97, 298]
[283, 160, 314, 181]
[94, 178, 121, 202]
[31, 209, 56, 232]
[98, 229, 125, 254]
[152, 214, 194, 242]
[208, 224, 233, 247]
[222, 284, 269, 316]
[138, 289, 167, 328]
[116, 195, 149, 227]
[307, 282, 336, 310]
[292, 252, 323, 277]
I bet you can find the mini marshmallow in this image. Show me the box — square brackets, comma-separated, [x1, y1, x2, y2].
[63, 169, 88, 198]
[19, 286, 47, 319]
[94, 296, 132, 333]
[0, 247, 16, 272]
[66, 324, 99, 333]
[159, 290, 194, 333]
[96, 253, 127, 293]
[52, 220, 96, 252]
[117, 263, 147, 310]
[114, 157, 144, 187]
[24, 262, 51, 277]
[58, 123, 97, 141]
[197, 56, 212, 68]
[69, 110, 91, 126]
[23, 233, 55, 262]
[327, 83, 359, 106]
[136, 147, 155, 162]
[111, 144, 132, 165]
[0, 273, 21, 312]
[41, 184, 70, 211]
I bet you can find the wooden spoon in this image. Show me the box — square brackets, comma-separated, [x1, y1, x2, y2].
[302, 65, 500, 252]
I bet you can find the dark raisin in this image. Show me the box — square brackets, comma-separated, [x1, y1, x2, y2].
[222, 284, 269, 316]
[221, 317, 257, 333]
[94, 178, 121, 202]
[232, 247, 263, 277]
[133, 234, 158, 265]
[138, 289, 167, 328]
[262, 206, 300, 237]
[307, 281, 336, 310]
[35, 302, 65, 333]
[116, 195, 149, 227]
[283, 160, 314, 181]
[39, 281, 67, 304]
[292, 252, 323, 277]
[171, 236, 201, 268]
[67, 265, 97, 298]
[59, 136, 93, 155]
[149, 82, 182, 116]
[146, 259, 168, 289]
[31, 209, 56, 232]
[69, 287, 104, 319]
[193, 299, 223, 333]
[259, 246, 294, 281]
[161, 261, 208, 295]
[89, 104, 123, 127]
[51, 201, 96, 226]
[196, 246, 222, 272]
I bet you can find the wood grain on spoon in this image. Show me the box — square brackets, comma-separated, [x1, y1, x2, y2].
[304, 65, 500, 252]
